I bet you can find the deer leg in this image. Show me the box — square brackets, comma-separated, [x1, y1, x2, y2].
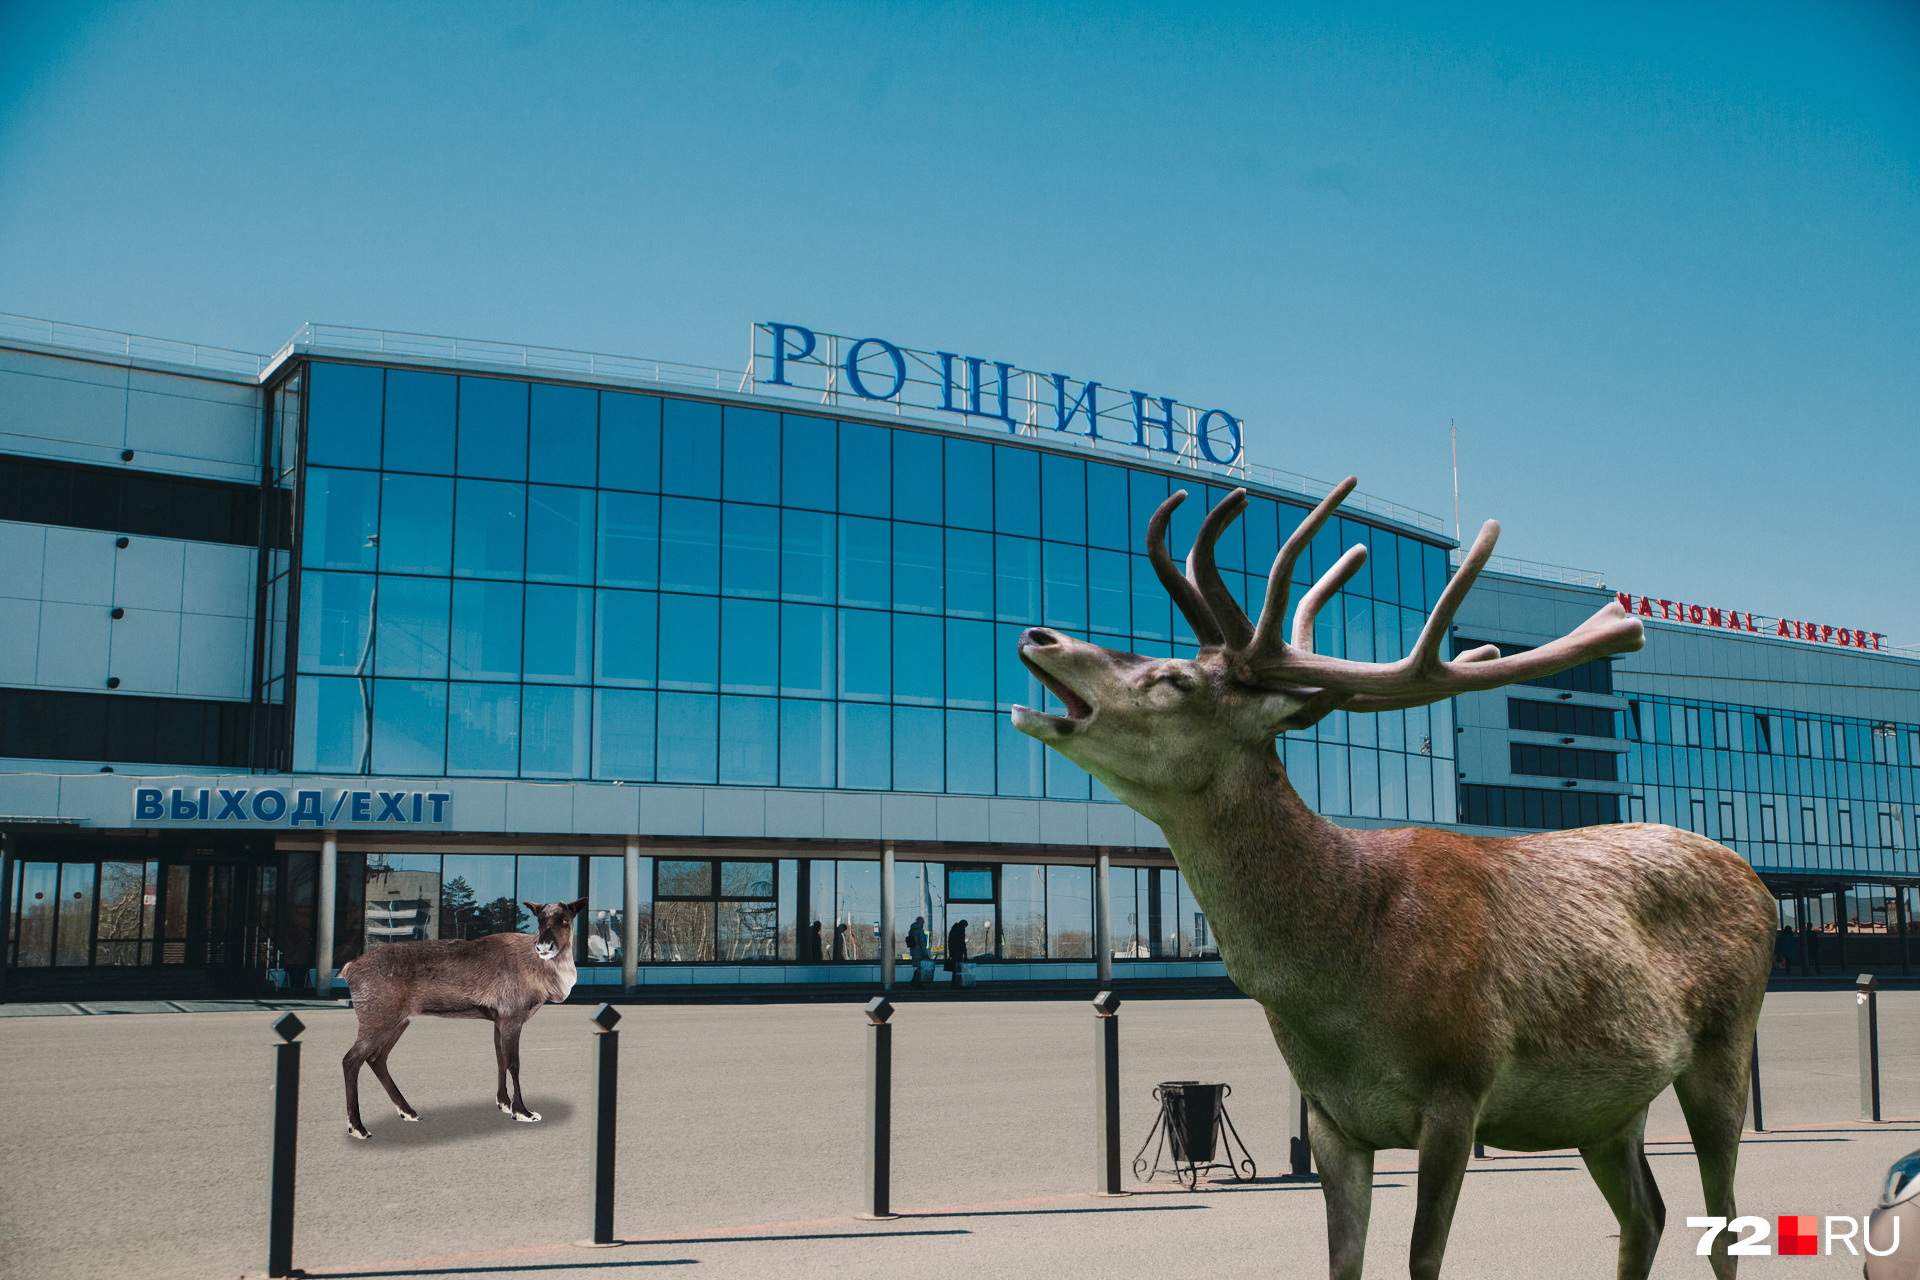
[1674, 1035, 1752, 1280]
[499, 1017, 540, 1122]
[366, 1017, 418, 1121]
[492, 1017, 514, 1114]
[1407, 1098, 1477, 1280]
[1579, 1106, 1664, 1280]
[1306, 1099, 1375, 1280]
[341, 1019, 396, 1140]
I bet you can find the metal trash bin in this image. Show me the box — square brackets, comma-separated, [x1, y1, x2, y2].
[1134, 1080, 1256, 1188]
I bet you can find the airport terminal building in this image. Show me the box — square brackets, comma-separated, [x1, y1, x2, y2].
[2, 313, 1916, 1001]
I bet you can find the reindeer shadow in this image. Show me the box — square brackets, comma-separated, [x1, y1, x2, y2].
[343, 1099, 576, 1148]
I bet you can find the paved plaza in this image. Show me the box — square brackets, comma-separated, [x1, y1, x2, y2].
[1, 989, 1915, 1279]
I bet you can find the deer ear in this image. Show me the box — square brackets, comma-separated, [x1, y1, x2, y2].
[567, 896, 588, 916]
[522, 901, 542, 917]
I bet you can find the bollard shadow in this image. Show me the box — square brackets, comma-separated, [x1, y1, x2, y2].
[342, 1100, 576, 1148]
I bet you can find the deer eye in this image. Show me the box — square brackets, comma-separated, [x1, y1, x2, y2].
[1149, 669, 1195, 692]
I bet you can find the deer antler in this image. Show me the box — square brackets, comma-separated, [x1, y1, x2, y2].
[1149, 480, 1644, 720]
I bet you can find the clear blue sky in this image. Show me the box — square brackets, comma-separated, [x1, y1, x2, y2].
[2, 2, 1915, 644]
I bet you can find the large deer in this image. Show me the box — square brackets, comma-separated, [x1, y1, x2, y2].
[338, 897, 585, 1140]
[1013, 480, 1773, 1279]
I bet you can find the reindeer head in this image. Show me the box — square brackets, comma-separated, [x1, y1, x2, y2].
[524, 897, 587, 960]
[1013, 478, 1644, 810]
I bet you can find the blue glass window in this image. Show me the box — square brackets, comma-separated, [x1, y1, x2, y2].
[661, 399, 720, 499]
[780, 510, 833, 603]
[997, 716, 1042, 796]
[383, 371, 456, 474]
[599, 393, 660, 492]
[945, 529, 992, 618]
[892, 614, 943, 705]
[1086, 463, 1131, 551]
[298, 571, 375, 674]
[301, 469, 379, 571]
[1045, 745, 1091, 800]
[523, 584, 592, 684]
[838, 517, 889, 608]
[597, 492, 659, 589]
[449, 580, 522, 681]
[997, 622, 1039, 710]
[1128, 471, 1169, 553]
[839, 609, 890, 702]
[779, 700, 833, 788]
[1370, 532, 1400, 605]
[995, 536, 1040, 623]
[721, 503, 779, 598]
[378, 475, 454, 575]
[1424, 543, 1446, 611]
[944, 439, 991, 530]
[448, 683, 519, 776]
[1336, 518, 1375, 598]
[529, 383, 597, 486]
[780, 604, 832, 697]
[1243, 498, 1281, 570]
[593, 689, 655, 780]
[946, 711, 996, 794]
[1088, 549, 1130, 635]
[657, 692, 718, 783]
[722, 408, 779, 504]
[1203, 486, 1245, 571]
[657, 594, 719, 690]
[839, 421, 890, 518]
[892, 707, 943, 791]
[719, 598, 777, 694]
[1040, 454, 1085, 545]
[595, 589, 657, 687]
[1129, 555, 1169, 642]
[1042, 542, 1088, 631]
[1374, 600, 1403, 663]
[659, 497, 720, 593]
[1400, 537, 1427, 610]
[293, 674, 366, 772]
[892, 522, 942, 613]
[457, 377, 528, 481]
[782, 414, 835, 511]
[521, 685, 589, 778]
[375, 576, 450, 678]
[452, 479, 525, 579]
[892, 430, 942, 524]
[719, 696, 778, 785]
[945, 618, 994, 709]
[372, 679, 447, 775]
[839, 703, 890, 790]
[306, 363, 383, 469]
[1344, 596, 1373, 663]
[993, 447, 1039, 537]
[527, 486, 594, 583]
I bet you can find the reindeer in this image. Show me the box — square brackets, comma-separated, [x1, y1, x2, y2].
[1013, 480, 1774, 1279]
[337, 897, 585, 1140]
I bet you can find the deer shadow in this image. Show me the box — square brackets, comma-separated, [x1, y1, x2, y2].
[341, 1099, 576, 1148]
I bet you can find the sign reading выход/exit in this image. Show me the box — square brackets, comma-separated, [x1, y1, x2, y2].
[133, 786, 451, 827]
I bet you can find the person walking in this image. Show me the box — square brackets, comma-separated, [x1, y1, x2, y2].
[906, 916, 931, 987]
[945, 919, 969, 987]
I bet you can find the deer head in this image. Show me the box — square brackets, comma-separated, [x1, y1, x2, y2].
[1012, 477, 1644, 816]
[524, 897, 587, 960]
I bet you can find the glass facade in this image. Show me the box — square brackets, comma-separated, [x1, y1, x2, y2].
[1620, 695, 1920, 878]
[287, 360, 1456, 819]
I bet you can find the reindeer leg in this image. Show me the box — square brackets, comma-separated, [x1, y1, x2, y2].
[1406, 1097, 1477, 1280]
[366, 1017, 419, 1122]
[1674, 1031, 1753, 1280]
[501, 1017, 540, 1122]
[493, 1016, 515, 1115]
[1579, 1106, 1664, 1280]
[341, 1019, 393, 1140]
[1305, 1099, 1374, 1280]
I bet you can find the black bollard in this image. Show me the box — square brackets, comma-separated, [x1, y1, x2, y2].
[858, 997, 899, 1220]
[267, 1012, 304, 1279]
[584, 1004, 622, 1246]
[1859, 973, 1882, 1123]
[1092, 991, 1126, 1196]
[1750, 1033, 1765, 1132]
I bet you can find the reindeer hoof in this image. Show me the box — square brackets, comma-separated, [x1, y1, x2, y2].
[348, 1125, 370, 1140]
[399, 1110, 420, 1122]
[498, 1101, 514, 1115]
[514, 1110, 542, 1123]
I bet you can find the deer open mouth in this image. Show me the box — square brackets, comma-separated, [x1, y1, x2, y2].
[1015, 650, 1092, 734]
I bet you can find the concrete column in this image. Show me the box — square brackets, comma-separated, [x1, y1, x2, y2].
[1095, 848, 1113, 985]
[316, 833, 338, 996]
[622, 837, 641, 993]
[880, 842, 896, 990]
[1899, 890, 1911, 978]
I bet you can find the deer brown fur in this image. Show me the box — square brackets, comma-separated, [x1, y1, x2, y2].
[338, 897, 585, 1140]
[1013, 481, 1773, 1279]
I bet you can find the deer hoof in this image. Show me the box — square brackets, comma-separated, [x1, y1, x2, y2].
[348, 1125, 370, 1140]
[515, 1110, 542, 1123]
[398, 1110, 420, 1122]
[497, 1101, 514, 1115]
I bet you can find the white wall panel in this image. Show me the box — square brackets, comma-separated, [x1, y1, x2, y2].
[39, 527, 116, 605]
[108, 607, 182, 693]
[0, 350, 126, 456]
[180, 541, 256, 617]
[111, 536, 186, 611]
[176, 612, 251, 699]
[0, 596, 40, 683]
[0, 520, 46, 599]
[125, 367, 259, 481]
[37, 600, 110, 687]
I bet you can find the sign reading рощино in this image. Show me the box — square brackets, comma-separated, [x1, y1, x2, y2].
[133, 786, 451, 828]
[753, 322, 1246, 467]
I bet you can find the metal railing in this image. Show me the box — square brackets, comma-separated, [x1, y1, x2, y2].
[0, 311, 270, 378]
[1451, 549, 1608, 590]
